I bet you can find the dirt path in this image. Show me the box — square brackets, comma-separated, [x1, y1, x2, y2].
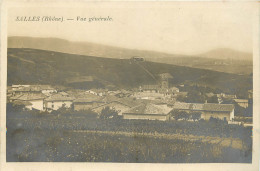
[70, 130, 243, 150]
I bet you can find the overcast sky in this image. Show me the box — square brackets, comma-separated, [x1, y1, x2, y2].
[8, 2, 255, 55]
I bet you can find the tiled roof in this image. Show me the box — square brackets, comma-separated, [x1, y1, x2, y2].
[203, 103, 234, 112]
[101, 96, 139, 108]
[13, 100, 32, 106]
[101, 95, 120, 103]
[46, 94, 74, 102]
[117, 97, 140, 108]
[123, 103, 172, 115]
[74, 96, 103, 103]
[11, 94, 46, 101]
[173, 102, 234, 112]
[142, 85, 160, 90]
[173, 102, 191, 110]
[191, 103, 204, 110]
[15, 87, 41, 92]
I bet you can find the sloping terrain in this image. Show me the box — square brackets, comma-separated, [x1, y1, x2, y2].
[7, 48, 252, 95]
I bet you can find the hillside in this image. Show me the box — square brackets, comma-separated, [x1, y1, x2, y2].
[148, 56, 252, 75]
[7, 48, 252, 97]
[8, 36, 253, 75]
[199, 48, 252, 61]
[8, 36, 184, 60]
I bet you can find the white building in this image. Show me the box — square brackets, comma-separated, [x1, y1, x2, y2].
[122, 103, 172, 121]
[45, 94, 74, 111]
[10, 94, 46, 111]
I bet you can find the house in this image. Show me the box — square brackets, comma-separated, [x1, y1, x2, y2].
[217, 93, 237, 99]
[205, 92, 215, 98]
[233, 99, 249, 108]
[93, 96, 139, 115]
[39, 85, 57, 94]
[132, 56, 145, 62]
[122, 103, 172, 121]
[141, 85, 160, 93]
[202, 103, 234, 121]
[73, 95, 104, 111]
[172, 102, 234, 121]
[133, 92, 165, 100]
[86, 89, 106, 96]
[92, 101, 131, 115]
[13, 86, 42, 95]
[59, 92, 69, 97]
[11, 84, 30, 91]
[12, 85, 56, 96]
[10, 94, 46, 111]
[45, 94, 75, 111]
[170, 87, 179, 93]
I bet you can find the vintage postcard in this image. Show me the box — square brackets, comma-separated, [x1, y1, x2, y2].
[0, 0, 259, 171]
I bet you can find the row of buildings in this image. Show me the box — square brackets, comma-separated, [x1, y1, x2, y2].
[7, 84, 237, 122]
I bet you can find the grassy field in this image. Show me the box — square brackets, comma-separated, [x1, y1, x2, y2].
[6, 129, 251, 162]
[6, 111, 252, 163]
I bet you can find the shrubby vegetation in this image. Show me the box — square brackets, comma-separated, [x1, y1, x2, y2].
[6, 129, 251, 162]
[170, 110, 201, 121]
[6, 103, 252, 162]
[99, 107, 121, 119]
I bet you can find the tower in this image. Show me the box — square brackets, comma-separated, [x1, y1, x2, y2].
[159, 73, 173, 90]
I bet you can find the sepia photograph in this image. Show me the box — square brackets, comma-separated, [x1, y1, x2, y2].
[1, 1, 259, 170]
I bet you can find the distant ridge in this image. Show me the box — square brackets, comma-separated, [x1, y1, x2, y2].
[8, 36, 253, 75]
[199, 48, 252, 61]
[8, 36, 252, 61]
[8, 36, 184, 60]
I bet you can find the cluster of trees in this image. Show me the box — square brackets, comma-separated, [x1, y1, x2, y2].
[99, 107, 121, 119]
[177, 83, 251, 103]
[178, 79, 251, 100]
[170, 110, 201, 121]
[176, 89, 217, 103]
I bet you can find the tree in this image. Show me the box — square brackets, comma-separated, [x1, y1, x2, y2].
[176, 96, 186, 102]
[185, 90, 206, 103]
[6, 102, 25, 113]
[170, 110, 189, 120]
[181, 112, 190, 120]
[207, 95, 219, 103]
[99, 107, 119, 119]
[191, 112, 201, 121]
[222, 98, 233, 104]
